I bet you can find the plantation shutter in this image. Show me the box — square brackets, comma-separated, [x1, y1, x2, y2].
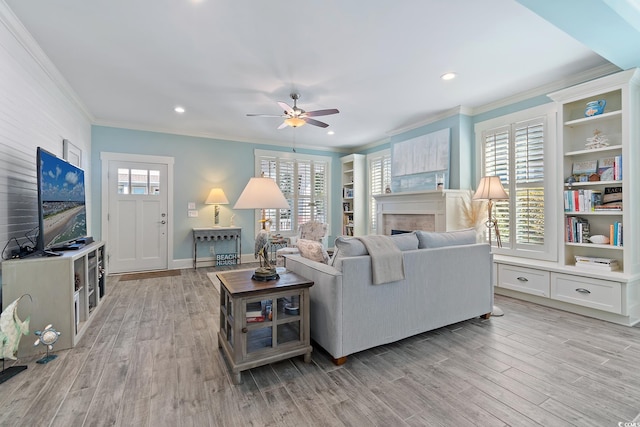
[368, 151, 391, 233]
[514, 119, 545, 245]
[483, 126, 511, 246]
[258, 155, 328, 233]
[482, 117, 546, 250]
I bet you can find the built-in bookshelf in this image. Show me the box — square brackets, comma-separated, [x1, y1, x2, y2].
[494, 69, 640, 326]
[340, 154, 365, 236]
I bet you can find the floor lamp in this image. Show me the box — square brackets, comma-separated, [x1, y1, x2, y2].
[233, 174, 290, 281]
[473, 176, 509, 317]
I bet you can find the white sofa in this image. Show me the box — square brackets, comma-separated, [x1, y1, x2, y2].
[285, 230, 493, 363]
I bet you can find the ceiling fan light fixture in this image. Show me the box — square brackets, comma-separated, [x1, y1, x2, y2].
[285, 117, 306, 128]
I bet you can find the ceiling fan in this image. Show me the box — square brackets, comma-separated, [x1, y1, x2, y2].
[247, 93, 339, 129]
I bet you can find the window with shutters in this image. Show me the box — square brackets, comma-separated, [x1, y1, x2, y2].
[255, 150, 330, 235]
[476, 104, 557, 260]
[367, 149, 391, 234]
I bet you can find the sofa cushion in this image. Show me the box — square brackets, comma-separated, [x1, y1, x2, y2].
[391, 231, 419, 251]
[416, 228, 477, 249]
[330, 233, 420, 271]
[297, 239, 330, 264]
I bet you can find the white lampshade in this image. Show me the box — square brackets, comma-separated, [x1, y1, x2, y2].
[233, 176, 289, 210]
[473, 176, 508, 201]
[205, 188, 229, 205]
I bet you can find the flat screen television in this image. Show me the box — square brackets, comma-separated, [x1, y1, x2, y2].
[36, 147, 88, 251]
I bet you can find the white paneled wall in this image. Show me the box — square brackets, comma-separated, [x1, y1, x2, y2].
[0, 2, 92, 260]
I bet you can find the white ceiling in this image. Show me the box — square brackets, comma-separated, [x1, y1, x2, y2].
[6, 0, 612, 150]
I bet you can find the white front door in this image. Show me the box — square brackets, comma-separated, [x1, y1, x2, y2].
[106, 159, 169, 273]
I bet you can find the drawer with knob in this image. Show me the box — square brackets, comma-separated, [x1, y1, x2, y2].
[551, 273, 622, 314]
[497, 264, 550, 297]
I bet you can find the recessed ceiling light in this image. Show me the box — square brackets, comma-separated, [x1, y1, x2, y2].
[441, 72, 456, 81]
[327, 130, 335, 135]
[174, 106, 185, 114]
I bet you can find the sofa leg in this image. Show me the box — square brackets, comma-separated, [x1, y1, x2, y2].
[332, 356, 348, 366]
[480, 312, 492, 319]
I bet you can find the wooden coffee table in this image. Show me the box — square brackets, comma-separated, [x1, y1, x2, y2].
[216, 268, 314, 384]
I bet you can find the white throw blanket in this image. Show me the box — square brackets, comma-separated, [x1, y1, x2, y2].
[356, 235, 405, 285]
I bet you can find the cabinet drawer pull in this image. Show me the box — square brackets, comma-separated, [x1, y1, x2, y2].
[575, 288, 591, 294]
[517, 277, 529, 282]
[241, 327, 248, 333]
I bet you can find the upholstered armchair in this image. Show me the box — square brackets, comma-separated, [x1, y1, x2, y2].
[276, 220, 328, 266]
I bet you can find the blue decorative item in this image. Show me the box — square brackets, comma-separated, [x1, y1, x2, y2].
[585, 100, 606, 117]
[34, 324, 61, 364]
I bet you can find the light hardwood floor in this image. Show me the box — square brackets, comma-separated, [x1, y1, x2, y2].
[1, 264, 640, 426]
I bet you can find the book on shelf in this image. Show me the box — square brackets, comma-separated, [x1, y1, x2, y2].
[574, 255, 617, 265]
[246, 310, 265, 323]
[609, 222, 623, 246]
[574, 261, 620, 272]
[563, 189, 601, 212]
[597, 156, 615, 181]
[572, 159, 597, 175]
[565, 216, 589, 243]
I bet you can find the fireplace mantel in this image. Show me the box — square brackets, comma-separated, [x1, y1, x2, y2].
[374, 190, 467, 235]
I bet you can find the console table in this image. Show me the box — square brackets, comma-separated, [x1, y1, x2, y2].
[217, 268, 313, 384]
[192, 227, 241, 269]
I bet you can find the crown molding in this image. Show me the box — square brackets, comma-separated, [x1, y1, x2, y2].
[386, 105, 473, 137]
[0, 2, 94, 122]
[92, 119, 350, 154]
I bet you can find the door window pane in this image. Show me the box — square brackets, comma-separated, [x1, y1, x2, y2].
[117, 168, 161, 195]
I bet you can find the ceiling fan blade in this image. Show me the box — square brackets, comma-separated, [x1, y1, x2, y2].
[305, 118, 330, 128]
[277, 101, 294, 115]
[246, 113, 286, 117]
[277, 121, 289, 130]
[302, 108, 339, 117]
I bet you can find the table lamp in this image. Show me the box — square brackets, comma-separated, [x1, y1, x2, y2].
[473, 175, 509, 316]
[234, 174, 290, 280]
[205, 188, 229, 226]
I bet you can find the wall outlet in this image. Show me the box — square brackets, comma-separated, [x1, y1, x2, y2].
[188, 210, 198, 217]
[188, 202, 196, 209]
[209, 246, 216, 254]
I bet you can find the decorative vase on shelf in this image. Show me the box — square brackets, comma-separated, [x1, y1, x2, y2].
[585, 100, 606, 117]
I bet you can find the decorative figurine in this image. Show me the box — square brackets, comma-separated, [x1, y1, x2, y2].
[34, 324, 61, 364]
[585, 129, 609, 150]
[0, 294, 31, 384]
[585, 100, 606, 117]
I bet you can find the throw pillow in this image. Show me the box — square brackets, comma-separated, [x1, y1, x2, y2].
[416, 228, 477, 249]
[296, 239, 330, 264]
[390, 231, 419, 251]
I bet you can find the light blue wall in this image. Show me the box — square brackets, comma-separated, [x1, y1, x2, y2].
[91, 126, 343, 262]
[91, 92, 559, 262]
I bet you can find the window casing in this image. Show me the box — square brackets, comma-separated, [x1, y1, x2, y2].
[255, 150, 330, 235]
[367, 149, 391, 234]
[476, 104, 557, 261]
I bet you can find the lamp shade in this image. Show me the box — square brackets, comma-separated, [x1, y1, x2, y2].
[205, 188, 229, 205]
[233, 176, 289, 209]
[473, 176, 508, 201]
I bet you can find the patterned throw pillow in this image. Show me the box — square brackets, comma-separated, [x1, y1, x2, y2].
[296, 239, 330, 264]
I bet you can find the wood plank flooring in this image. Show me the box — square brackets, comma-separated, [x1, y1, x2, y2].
[2, 264, 640, 426]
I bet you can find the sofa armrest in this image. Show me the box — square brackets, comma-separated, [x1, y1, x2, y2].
[285, 255, 344, 358]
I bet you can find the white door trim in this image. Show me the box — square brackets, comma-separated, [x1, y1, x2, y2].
[100, 152, 175, 270]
